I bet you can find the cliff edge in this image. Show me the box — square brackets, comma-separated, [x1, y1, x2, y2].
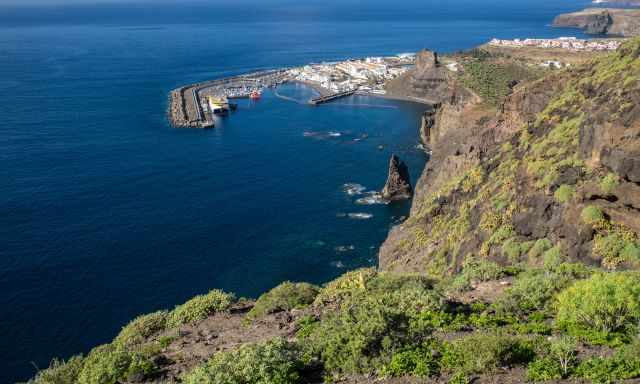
[553, 8, 640, 36]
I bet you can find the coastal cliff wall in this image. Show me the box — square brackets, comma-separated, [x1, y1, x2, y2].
[379, 39, 640, 275]
[553, 8, 640, 36]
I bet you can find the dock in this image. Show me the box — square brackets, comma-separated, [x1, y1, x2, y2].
[309, 90, 355, 105]
[168, 69, 288, 128]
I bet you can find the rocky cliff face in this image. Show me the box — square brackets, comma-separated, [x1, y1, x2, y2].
[380, 38, 640, 275]
[553, 8, 640, 36]
[385, 49, 470, 104]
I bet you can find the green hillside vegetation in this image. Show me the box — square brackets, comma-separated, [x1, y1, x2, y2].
[29, 38, 640, 384]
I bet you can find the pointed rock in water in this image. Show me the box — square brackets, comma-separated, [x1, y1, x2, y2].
[381, 155, 412, 201]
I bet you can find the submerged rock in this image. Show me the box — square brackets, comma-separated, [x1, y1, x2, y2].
[381, 155, 413, 201]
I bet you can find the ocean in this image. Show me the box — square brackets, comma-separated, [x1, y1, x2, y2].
[0, 0, 591, 381]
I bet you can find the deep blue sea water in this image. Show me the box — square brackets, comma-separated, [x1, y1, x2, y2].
[0, 0, 593, 381]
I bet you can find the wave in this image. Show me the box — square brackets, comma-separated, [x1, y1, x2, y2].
[348, 213, 373, 220]
[342, 183, 366, 196]
[335, 245, 356, 252]
[355, 192, 388, 205]
[328, 131, 342, 137]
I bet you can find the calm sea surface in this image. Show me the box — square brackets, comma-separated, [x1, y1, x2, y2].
[0, 1, 591, 381]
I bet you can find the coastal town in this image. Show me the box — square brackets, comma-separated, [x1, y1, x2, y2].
[287, 54, 415, 95]
[489, 36, 622, 51]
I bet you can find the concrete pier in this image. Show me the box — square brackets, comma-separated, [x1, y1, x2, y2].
[309, 90, 355, 105]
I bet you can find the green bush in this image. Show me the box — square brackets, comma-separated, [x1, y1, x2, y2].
[593, 229, 640, 269]
[527, 356, 563, 382]
[114, 310, 168, 348]
[581, 205, 605, 226]
[502, 238, 533, 263]
[494, 269, 575, 316]
[182, 338, 303, 384]
[542, 246, 564, 271]
[556, 272, 640, 336]
[76, 344, 155, 384]
[305, 274, 444, 376]
[528, 238, 552, 261]
[167, 289, 235, 327]
[600, 173, 619, 194]
[440, 333, 536, 375]
[32, 356, 85, 384]
[576, 344, 640, 384]
[248, 282, 319, 319]
[314, 268, 376, 305]
[383, 343, 441, 378]
[553, 185, 575, 203]
[305, 296, 414, 375]
[448, 259, 506, 292]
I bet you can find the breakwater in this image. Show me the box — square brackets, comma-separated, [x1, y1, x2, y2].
[168, 69, 288, 128]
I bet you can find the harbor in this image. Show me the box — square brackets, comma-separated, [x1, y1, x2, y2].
[168, 54, 416, 128]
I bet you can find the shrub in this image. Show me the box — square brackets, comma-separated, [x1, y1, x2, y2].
[527, 356, 563, 382]
[502, 238, 530, 263]
[114, 310, 168, 348]
[528, 238, 552, 261]
[440, 333, 536, 375]
[542, 246, 564, 271]
[549, 336, 577, 377]
[448, 259, 506, 292]
[314, 268, 376, 305]
[295, 315, 319, 340]
[581, 206, 605, 226]
[600, 173, 619, 194]
[167, 289, 235, 327]
[576, 346, 640, 384]
[556, 272, 640, 336]
[553, 185, 575, 203]
[182, 338, 303, 384]
[76, 344, 155, 384]
[383, 344, 441, 378]
[305, 275, 444, 376]
[32, 356, 85, 384]
[305, 299, 408, 374]
[248, 282, 319, 319]
[593, 228, 640, 269]
[494, 269, 575, 316]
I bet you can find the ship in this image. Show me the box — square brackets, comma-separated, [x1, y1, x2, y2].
[207, 96, 231, 115]
[249, 90, 262, 100]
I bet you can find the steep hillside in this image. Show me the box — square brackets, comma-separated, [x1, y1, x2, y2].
[29, 40, 640, 384]
[380, 38, 640, 276]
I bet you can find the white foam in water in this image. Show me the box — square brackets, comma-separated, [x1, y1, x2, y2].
[348, 213, 373, 220]
[331, 261, 346, 269]
[328, 131, 342, 137]
[342, 183, 366, 196]
[335, 245, 356, 252]
[355, 191, 388, 205]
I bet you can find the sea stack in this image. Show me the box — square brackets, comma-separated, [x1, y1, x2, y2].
[381, 155, 413, 201]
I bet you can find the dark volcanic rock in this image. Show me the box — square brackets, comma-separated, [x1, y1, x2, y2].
[553, 8, 640, 36]
[382, 155, 413, 201]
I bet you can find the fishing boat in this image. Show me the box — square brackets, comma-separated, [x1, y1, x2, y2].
[249, 90, 262, 100]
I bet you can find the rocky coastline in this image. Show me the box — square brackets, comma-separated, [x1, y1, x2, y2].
[553, 8, 640, 36]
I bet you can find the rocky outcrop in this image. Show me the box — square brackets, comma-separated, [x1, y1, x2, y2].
[385, 49, 470, 104]
[381, 155, 413, 201]
[553, 8, 640, 36]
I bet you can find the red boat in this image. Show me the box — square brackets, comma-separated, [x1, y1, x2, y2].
[250, 90, 262, 100]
